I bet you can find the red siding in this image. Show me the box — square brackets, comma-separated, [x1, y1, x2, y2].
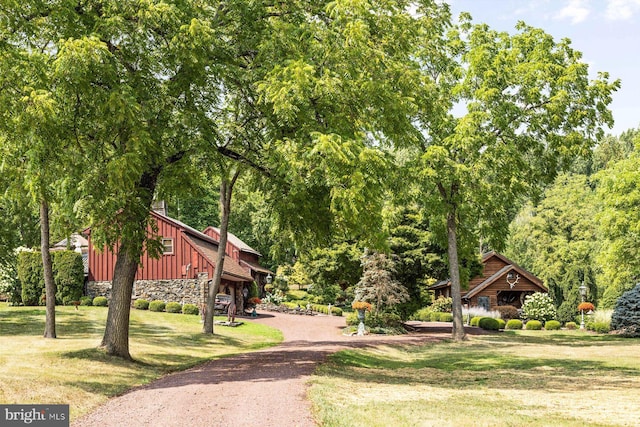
[88, 216, 199, 282]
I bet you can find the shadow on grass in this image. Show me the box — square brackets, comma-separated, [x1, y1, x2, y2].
[319, 342, 640, 391]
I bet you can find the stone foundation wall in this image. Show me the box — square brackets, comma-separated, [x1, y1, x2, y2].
[87, 273, 210, 306]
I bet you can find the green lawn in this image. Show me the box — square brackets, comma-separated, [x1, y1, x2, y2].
[309, 330, 640, 427]
[0, 303, 282, 420]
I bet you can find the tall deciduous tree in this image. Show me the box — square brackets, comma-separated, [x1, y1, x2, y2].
[505, 173, 600, 322]
[411, 16, 619, 340]
[595, 140, 640, 307]
[1, 1, 220, 358]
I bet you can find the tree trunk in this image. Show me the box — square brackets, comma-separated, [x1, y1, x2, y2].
[203, 170, 240, 334]
[100, 247, 139, 360]
[100, 170, 159, 359]
[40, 199, 56, 339]
[447, 208, 467, 341]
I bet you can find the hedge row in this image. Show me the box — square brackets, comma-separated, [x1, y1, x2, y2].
[133, 299, 200, 315]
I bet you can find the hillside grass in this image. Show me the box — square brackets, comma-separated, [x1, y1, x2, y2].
[0, 303, 282, 420]
[310, 330, 640, 427]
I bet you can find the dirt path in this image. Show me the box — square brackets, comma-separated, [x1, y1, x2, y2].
[72, 313, 458, 427]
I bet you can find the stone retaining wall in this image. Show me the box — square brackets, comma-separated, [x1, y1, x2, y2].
[87, 273, 210, 306]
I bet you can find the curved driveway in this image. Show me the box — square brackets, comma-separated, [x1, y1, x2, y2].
[73, 313, 453, 427]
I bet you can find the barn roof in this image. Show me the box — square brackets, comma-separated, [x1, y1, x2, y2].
[428, 251, 546, 298]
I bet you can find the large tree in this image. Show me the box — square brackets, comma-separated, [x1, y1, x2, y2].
[1, 1, 221, 357]
[188, 0, 452, 332]
[595, 139, 640, 307]
[410, 17, 619, 340]
[505, 173, 600, 322]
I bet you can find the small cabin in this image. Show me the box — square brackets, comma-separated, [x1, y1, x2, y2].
[429, 252, 546, 311]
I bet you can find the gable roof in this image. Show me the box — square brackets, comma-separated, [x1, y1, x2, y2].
[184, 235, 253, 282]
[203, 226, 261, 257]
[150, 211, 253, 282]
[428, 251, 546, 298]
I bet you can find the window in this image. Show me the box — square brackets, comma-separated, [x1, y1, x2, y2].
[162, 238, 174, 255]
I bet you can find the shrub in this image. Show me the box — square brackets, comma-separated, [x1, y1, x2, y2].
[506, 319, 523, 330]
[80, 296, 93, 306]
[611, 284, 640, 337]
[149, 300, 166, 312]
[496, 305, 518, 320]
[565, 321, 578, 330]
[182, 303, 199, 315]
[414, 308, 433, 322]
[18, 250, 84, 306]
[525, 320, 542, 330]
[438, 312, 453, 322]
[431, 296, 453, 312]
[463, 306, 501, 320]
[166, 302, 182, 313]
[590, 321, 611, 334]
[544, 320, 561, 330]
[93, 296, 108, 307]
[478, 317, 500, 331]
[331, 307, 343, 316]
[134, 299, 149, 310]
[470, 316, 482, 327]
[496, 318, 506, 329]
[52, 251, 84, 305]
[17, 251, 45, 306]
[429, 312, 440, 322]
[521, 293, 557, 322]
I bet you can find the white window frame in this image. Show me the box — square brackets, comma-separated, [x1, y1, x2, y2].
[162, 238, 174, 255]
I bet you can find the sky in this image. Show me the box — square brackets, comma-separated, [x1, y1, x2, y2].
[448, 0, 640, 136]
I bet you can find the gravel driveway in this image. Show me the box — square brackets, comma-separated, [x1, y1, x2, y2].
[72, 313, 455, 427]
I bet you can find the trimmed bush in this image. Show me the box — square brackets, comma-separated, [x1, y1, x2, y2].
[496, 318, 506, 329]
[93, 296, 108, 307]
[149, 300, 166, 312]
[470, 316, 483, 327]
[182, 303, 199, 315]
[80, 296, 93, 306]
[17, 250, 84, 306]
[496, 305, 519, 320]
[438, 312, 453, 322]
[52, 250, 84, 305]
[331, 307, 343, 316]
[17, 251, 45, 306]
[134, 299, 150, 310]
[166, 302, 182, 313]
[506, 319, 523, 330]
[478, 317, 500, 331]
[565, 321, 578, 330]
[544, 320, 561, 330]
[525, 320, 543, 330]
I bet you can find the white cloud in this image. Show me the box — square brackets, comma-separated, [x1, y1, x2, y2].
[555, 0, 591, 24]
[605, 0, 640, 20]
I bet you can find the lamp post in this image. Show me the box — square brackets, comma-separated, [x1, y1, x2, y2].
[579, 281, 587, 330]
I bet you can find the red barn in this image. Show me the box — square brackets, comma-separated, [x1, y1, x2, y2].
[429, 251, 546, 311]
[86, 209, 266, 310]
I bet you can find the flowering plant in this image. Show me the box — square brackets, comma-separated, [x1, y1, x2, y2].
[352, 301, 372, 311]
[248, 297, 262, 305]
[577, 302, 595, 312]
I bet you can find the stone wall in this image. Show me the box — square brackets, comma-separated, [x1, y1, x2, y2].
[87, 273, 210, 306]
